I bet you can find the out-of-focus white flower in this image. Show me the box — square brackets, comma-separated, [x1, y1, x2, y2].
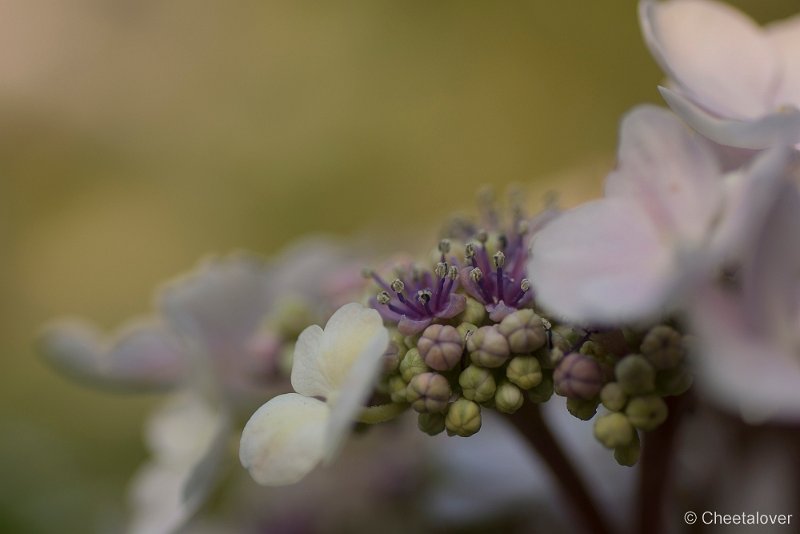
[128, 393, 229, 534]
[37, 318, 186, 390]
[240, 303, 389, 486]
[529, 105, 792, 325]
[640, 0, 800, 149]
[691, 182, 800, 423]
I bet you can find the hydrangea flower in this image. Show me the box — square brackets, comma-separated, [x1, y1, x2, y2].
[691, 182, 800, 423]
[529, 105, 792, 325]
[240, 302, 389, 486]
[640, 0, 800, 148]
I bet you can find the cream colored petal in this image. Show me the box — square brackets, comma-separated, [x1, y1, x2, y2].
[239, 393, 329, 486]
[767, 13, 800, 110]
[318, 303, 388, 392]
[289, 324, 328, 398]
[323, 321, 390, 462]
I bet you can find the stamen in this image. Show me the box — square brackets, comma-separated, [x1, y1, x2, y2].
[438, 239, 451, 255]
[391, 279, 405, 293]
[470, 268, 483, 283]
[493, 251, 506, 269]
[434, 262, 448, 279]
[377, 291, 391, 305]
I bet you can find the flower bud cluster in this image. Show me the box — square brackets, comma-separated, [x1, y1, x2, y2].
[590, 324, 691, 466]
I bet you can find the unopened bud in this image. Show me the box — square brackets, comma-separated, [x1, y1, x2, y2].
[382, 338, 404, 374]
[399, 348, 429, 382]
[566, 397, 599, 421]
[445, 399, 482, 437]
[459, 365, 497, 403]
[625, 395, 668, 431]
[407, 372, 451, 413]
[553, 352, 605, 400]
[418, 413, 446, 436]
[655, 367, 692, 396]
[527, 373, 554, 403]
[495, 381, 524, 414]
[615, 354, 656, 395]
[614, 431, 641, 467]
[388, 375, 408, 403]
[418, 324, 464, 371]
[600, 382, 627, 412]
[506, 356, 543, 390]
[456, 322, 478, 343]
[641, 325, 685, 370]
[459, 297, 487, 325]
[467, 326, 511, 368]
[498, 309, 547, 354]
[594, 412, 635, 449]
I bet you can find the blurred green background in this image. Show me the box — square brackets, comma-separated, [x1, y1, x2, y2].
[0, 1, 794, 531]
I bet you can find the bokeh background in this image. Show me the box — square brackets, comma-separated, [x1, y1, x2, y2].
[1, 1, 795, 531]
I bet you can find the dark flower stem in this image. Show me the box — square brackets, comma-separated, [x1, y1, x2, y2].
[508, 402, 614, 534]
[636, 394, 688, 534]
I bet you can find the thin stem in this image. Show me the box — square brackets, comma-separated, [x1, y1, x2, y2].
[636, 393, 689, 534]
[357, 402, 409, 424]
[508, 402, 614, 534]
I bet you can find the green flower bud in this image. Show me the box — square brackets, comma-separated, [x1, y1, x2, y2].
[614, 430, 641, 466]
[579, 340, 604, 358]
[459, 296, 487, 325]
[388, 375, 408, 403]
[495, 381, 525, 414]
[506, 356, 543, 390]
[399, 348, 429, 382]
[594, 412, 635, 448]
[533, 346, 559, 370]
[406, 372, 451, 413]
[553, 353, 605, 400]
[497, 309, 547, 354]
[528, 373, 554, 403]
[467, 326, 510, 368]
[403, 335, 419, 350]
[600, 382, 628, 412]
[615, 354, 656, 395]
[418, 413, 446, 436]
[418, 324, 464, 371]
[457, 322, 478, 344]
[458, 365, 497, 403]
[625, 395, 668, 431]
[656, 367, 693, 396]
[445, 398, 482, 437]
[566, 397, 599, 421]
[551, 325, 579, 353]
[641, 325, 684, 370]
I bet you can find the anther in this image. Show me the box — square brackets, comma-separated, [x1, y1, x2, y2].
[391, 279, 405, 293]
[377, 291, 391, 305]
[493, 251, 506, 269]
[470, 268, 484, 283]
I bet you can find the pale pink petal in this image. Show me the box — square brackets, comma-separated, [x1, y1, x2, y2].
[767, 14, 800, 110]
[530, 198, 676, 325]
[709, 146, 795, 264]
[660, 86, 800, 149]
[692, 291, 800, 423]
[640, 0, 778, 119]
[606, 105, 721, 242]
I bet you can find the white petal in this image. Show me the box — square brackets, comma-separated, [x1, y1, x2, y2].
[293, 303, 388, 396]
[158, 254, 272, 356]
[606, 105, 722, 242]
[767, 14, 800, 110]
[660, 86, 800, 149]
[530, 198, 676, 325]
[38, 318, 186, 390]
[640, 0, 778, 119]
[129, 393, 229, 534]
[323, 316, 390, 462]
[239, 393, 329, 486]
[289, 325, 327, 398]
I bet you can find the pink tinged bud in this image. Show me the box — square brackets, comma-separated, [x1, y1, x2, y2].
[553, 352, 605, 400]
[466, 326, 510, 368]
[406, 372, 451, 414]
[497, 309, 547, 354]
[417, 324, 464, 371]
